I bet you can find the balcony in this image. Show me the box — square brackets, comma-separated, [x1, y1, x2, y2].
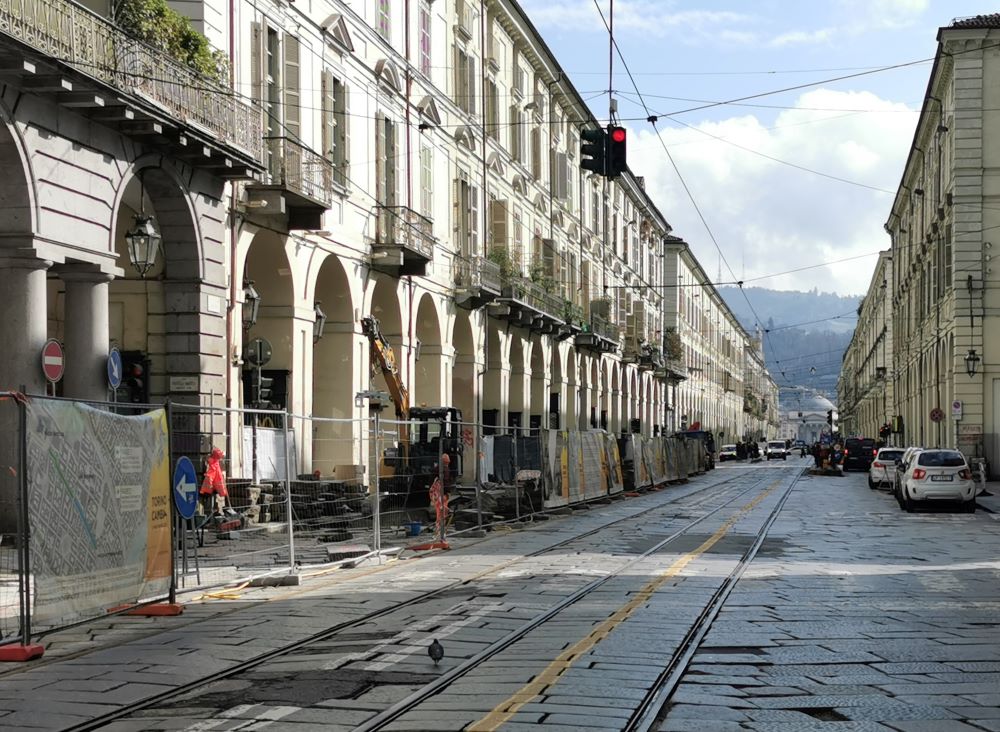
[657, 358, 687, 383]
[576, 314, 619, 353]
[491, 277, 565, 332]
[372, 206, 435, 276]
[455, 255, 503, 309]
[639, 345, 664, 372]
[0, 0, 264, 176]
[247, 137, 334, 229]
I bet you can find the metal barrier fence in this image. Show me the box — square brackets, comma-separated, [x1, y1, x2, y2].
[2, 392, 712, 655]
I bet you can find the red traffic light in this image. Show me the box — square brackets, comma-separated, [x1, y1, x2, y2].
[610, 127, 626, 143]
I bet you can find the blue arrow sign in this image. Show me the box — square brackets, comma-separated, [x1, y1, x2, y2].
[107, 348, 123, 390]
[173, 456, 199, 520]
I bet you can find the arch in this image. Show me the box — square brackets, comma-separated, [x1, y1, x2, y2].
[483, 321, 504, 431]
[414, 293, 443, 407]
[551, 345, 563, 429]
[566, 348, 579, 429]
[589, 357, 600, 429]
[312, 254, 356, 468]
[509, 335, 527, 430]
[451, 309, 476, 480]
[610, 363, 620, 434]
[366, 274, 406, 415]
[0, 105, 36, 236]
[530, 336, 546, 430]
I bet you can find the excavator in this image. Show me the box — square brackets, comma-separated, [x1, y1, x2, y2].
[360, 316, 464, 503]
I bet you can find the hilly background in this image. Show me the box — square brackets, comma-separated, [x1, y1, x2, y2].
[717, 286, 863, 405]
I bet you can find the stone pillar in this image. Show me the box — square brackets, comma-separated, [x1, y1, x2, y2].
[0, 256, 51, 533]
[60, 268, 113, 402]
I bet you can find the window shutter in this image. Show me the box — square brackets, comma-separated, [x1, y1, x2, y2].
[375, 115, 385, 206]
[452, 177, 461, 243]
[251, 22, 264, 107]
[386, 119, 397, 208]
[283, 35, 300, 138]
[321, 70, 335, 160]
[531, 127, 541, 178]
[468, 56, 477, 115]
[470, 184, 480, 255]
[489, 199, 508, 249]
[340, 83, 350, 184]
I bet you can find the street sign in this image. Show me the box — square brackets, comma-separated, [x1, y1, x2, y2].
[930, 407, 944, 423]
[107, 348, 123, 390]
[41, 339, 64, 384]
[172, 456, 199, 520]
[952, 400, 963, 419]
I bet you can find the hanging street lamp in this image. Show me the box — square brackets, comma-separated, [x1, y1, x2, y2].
[242, 279, 261, 331]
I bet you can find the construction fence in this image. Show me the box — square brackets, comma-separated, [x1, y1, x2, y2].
[0, 393, 711, 655]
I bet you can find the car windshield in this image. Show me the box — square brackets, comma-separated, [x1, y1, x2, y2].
[768, 442, 783, 448]
[877, 450, 904, 462]
[916, 451, 966, 468]
[721, 445, 736, 451]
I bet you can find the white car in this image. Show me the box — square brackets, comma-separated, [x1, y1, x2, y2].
[896, 449, 976, 512]
[766, 441, 787, 460]
[718, 444, 739, 462]
[869, 447, 905, 490]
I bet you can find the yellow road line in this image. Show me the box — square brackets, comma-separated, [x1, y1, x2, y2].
[469, 479, 781, 732]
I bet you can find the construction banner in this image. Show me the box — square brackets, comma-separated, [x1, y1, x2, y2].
[25, 399, 171, 631]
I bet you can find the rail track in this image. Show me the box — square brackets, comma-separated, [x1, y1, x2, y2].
[65, 464, 801, 731]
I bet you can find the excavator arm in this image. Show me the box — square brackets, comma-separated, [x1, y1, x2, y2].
[360, 316, 410, 420]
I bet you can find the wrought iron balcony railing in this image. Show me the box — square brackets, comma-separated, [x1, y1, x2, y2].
[1, 0, 263, 163]
[455, 255, 503, 295]
[502, 277, 565, 323]
[590, 314, 619, 343]
[263, 137, 333, 208]
[376, 206, 435, 260]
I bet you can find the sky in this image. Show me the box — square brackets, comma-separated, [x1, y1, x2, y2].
[519, 0, 993, 296]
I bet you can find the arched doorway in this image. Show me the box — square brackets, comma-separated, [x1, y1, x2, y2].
[551, 346, 563, 429]
[451, 310, 477, 481]
[589, 358, 600, 429]
[610, 364, 620, 434]
[366, 276, 405, 417]
[566, 348, 579, 430]
[414, 294, 443, 407]
[509, 335, 526, 432]
[312, 255, 355, 470]
[484, 321, 503, 433]
[530, 336, 546, 431]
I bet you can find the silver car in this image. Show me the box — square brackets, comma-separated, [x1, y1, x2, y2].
[896, 449, 976, 512]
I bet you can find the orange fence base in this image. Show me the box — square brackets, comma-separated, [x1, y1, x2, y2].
[0, 644, 45, 662]
[409, 541, 451, 551]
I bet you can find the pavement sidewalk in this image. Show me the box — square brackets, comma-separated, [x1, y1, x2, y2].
[976, 479, 1000, 513]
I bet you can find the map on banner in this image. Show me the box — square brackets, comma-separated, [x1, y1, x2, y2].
[25, 400, 171, 630]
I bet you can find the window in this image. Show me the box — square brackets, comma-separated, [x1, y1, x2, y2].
[322, 71, 349, 187]
[454, 171, 479, 257]
[418, 2, 431, 76]
[420, 145, 433, 217]
[489, 198, 508, 250]
[530, 126, 541, 179]
[375, 115, 397, 211]
[510, 105, 524, 162]
[377, 0, 391, 41]
[485, 78, 499, 139]
[454, 46, 476, 115]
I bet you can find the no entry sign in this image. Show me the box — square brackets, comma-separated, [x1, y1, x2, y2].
[41, 339, 64, 384]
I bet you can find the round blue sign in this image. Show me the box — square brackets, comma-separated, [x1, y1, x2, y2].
[173, 456, 199, 520]
[107, 348, 123, 389]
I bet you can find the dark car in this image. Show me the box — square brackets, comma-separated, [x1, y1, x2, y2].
[843, 437, 877, 472]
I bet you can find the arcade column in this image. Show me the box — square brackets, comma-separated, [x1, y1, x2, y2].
[59, 266, 113, 402]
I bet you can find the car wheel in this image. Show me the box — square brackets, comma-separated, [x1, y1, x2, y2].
[868, 477, 877, 490]
[963, 499, 976, 514]
[903, 489, 916, 513]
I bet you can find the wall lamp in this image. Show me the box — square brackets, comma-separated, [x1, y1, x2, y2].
[242, 279, 261, 331]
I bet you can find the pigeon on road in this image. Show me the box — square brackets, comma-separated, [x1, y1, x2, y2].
[428, 639, 444, 666]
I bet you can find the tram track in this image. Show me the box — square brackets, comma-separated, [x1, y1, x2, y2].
[64, 466, 794, 731]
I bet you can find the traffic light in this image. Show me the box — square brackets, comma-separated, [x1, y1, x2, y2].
[119, 351, 150, 404]
[250, 369, 273, 408]
[826, 409, 833, 426]
[580, 126, 607, 176]
[607, 125, 627, 178]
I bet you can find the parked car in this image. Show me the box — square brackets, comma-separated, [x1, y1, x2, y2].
[766, 440, 787, 460]
[895, 448, 976, 512]
[843, 437, 877, 471]
[718, 444, 739, 462]
[869, 447, 905, 490]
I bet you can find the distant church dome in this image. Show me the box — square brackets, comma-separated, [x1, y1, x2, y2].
[782, 390, 836, 414]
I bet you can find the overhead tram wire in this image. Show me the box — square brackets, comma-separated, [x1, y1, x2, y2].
[589, 0, 795, 388]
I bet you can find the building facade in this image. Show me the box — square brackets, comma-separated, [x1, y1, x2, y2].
[837, 251, 893, 441]
[846, 14, 1000, 470]
[0, 0, 779, 502]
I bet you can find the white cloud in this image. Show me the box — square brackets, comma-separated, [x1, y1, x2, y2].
[626, 89, 916, 294]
